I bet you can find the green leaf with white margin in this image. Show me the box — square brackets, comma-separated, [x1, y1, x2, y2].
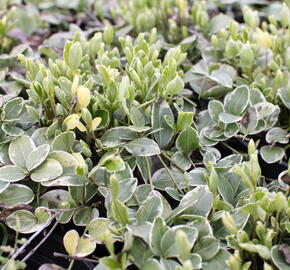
[0, 180, 9, 193]
[125, 138, 160, 157]
[160, 226, 198, 258]
[49, 151, 78, 167]
[101, 127, 138, 148]
[1, 97, 23, 121]
[31, 158, 63, 182]
[0, 165, 26, 182]
[193, 236, 220, 261]
[152, 99, 174, 148]
[266, 128, 289, 144]
[76, 236, 96, 257]
[271, 245, 290, 270]
[202, 249, 231, 270]
[260, 146, 285, 164]
[104, 157, 125, 171]
[35, 207, 51, 224]
[63, 230, 79, 256]
[26, 144, 50, 171]
[218, 112, 242, 124]
[224, 85, 250, 116]
[87, 218, 111, 244]
[2, 123, 24, 136]
[150, 217, 168, 257]
[73, 207, 99, 226]
[6, 210, 37, 233]
[0, 184, 34, 206]
[278, 87, 290, 110]
[52, 131, 75, 152]
[9, 135, 35, 168]
[141, 259, 164, 270]
[136, 195, 163, 223]
[240, 107, 258, 135]
[208, 100, 225, 124]
[179, 186, 213, 217]
[252, 102, 276, 120]
[152, 168, 187, 190]
[176, 127, 199, 154]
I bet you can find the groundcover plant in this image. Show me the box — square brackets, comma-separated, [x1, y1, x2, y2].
[0, 0, 290, 269]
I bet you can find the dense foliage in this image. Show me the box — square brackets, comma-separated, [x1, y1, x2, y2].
[0, 0, 290, 270]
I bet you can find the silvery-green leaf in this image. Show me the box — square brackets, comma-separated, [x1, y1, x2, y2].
[0, 184, 34, 206]
[202, 249, 231, 270]
[253, 102, 276, 120]
[150, 217, 168, 256]
[42, 167, 83, 187]
[160, 259, 181, 270]
[218, 112, 242, 124]
[136, 195, 163, 222]
[26, 144, 50, 171]
[250, 88, 266, 105]
[141, 259, 163, 270]
[152, 99, 174, 148]
[188, 168, 207, 186]
[278, 87, 290, 109]
[209, 69, 233, 88]
[51, 131, 75, 152]
[73, 207, 99, 226]
[278, 170, 289, 189]
[127, 222, 152, 244]
[0, 180, 9, 193]
[224, 123, 239, 138]
[208, 100, 225, 124]
[266, 127, 289, 144]
[179, 186, 213, 217]
[49, 151, 78, 167]
[171, 151, 191, 171]
[152, 168, 187, 190]
[165, 187, 182, 201]
[264, 106, 280, 130]
[213, 208, 249, 238]
[193, 236, 220, 261]
[217, 154, 242, 168]
[0, 165, 26, 182]
[6, 210, 37, 233]
[203, 126, 227, 141]
[87, 218, 111, 243]
[271, 245, 290, 270]
[9, 135, 36, 168]
[118, 178, 138, 203]
[1, 97, 23, 121]
[260, 146, 285, 164]
[176, 127, 199, 154]
[31, 158, 63, 182]
[2, 123, 24, 136]
[224, 85, 250, 116]
[160, 226, 198, 258]
[125, 138, 160, 157]
[240, 107, 258, 135]
[101, 127, 138, 148]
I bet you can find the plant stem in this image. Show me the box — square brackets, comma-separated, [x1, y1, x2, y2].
[157, 154, 184, 194]
[82, 177, 87, 206]
[54, 252, 99, 263]
[160, 150, 186, 173]
[22, 219, 59, 262]
[145, 157, 153, 190]
[36, 183, 41, 206]
[6, 214, 56, 265]
[67, 259, 75, 270]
